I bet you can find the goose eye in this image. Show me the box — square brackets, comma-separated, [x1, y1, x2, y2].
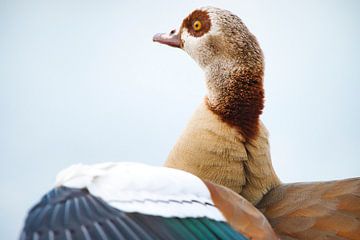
[193, 20, 202, 31]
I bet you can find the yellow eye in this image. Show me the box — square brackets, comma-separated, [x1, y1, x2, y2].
[193, 20, 202, 31]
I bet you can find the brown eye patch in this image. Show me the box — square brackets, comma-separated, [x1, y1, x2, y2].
[181, 10, 211, 37]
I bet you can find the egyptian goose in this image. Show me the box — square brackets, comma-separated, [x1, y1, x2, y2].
[154, 6, 360, 240]
[21, 6, 359, 240]
[154, 6, 280, 205]
[20, 6, 279, 240]
[20, 163, 276, 239]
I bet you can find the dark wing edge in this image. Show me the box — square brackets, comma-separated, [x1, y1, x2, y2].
[20, 186, 248, 240]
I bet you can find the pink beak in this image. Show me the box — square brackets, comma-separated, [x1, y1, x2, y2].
[153, 29, 181, 48]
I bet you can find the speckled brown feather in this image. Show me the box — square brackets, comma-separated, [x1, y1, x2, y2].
[257, 178, 360, 240]
[204, 180, 279, 240]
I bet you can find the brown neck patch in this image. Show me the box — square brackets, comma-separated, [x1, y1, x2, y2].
[181, 10, 211, 38]
[205, 69, 264, 141]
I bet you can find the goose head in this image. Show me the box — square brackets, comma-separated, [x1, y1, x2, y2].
[154, 7, 263, 69]
[154, 6, 265, 140]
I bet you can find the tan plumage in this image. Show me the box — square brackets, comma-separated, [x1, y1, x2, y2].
[154, 6, 360, 240]
[165, 102, 280, 204]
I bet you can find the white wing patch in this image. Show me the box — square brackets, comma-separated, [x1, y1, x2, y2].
[56, 162, 225, 221]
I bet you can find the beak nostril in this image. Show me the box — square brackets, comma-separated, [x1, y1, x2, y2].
[153, 29, 181, 48]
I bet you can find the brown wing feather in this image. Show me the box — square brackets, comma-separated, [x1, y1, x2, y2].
[204, 180, 279, 240]
[257, 178, 360, 240]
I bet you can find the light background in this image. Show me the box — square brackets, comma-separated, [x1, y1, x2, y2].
[1, 0, 359, 238]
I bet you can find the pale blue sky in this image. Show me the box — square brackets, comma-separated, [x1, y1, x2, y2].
[1, 0, 359, 238]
